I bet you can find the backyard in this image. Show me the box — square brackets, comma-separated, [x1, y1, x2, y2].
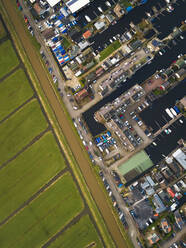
[99, 40, 121, 61]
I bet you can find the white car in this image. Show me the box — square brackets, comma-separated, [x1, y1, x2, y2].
[89, 141, 93, 146]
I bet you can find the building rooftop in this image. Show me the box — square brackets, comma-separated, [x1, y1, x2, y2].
[46, 0, 60, 7]
[161, 218, 171, 233]
[148, 232, 160, 245]
[172, 149, 186, 170]
[66, 0, 90, 13]
[83, 30, 92, 39]
[153, 194, 166, 214]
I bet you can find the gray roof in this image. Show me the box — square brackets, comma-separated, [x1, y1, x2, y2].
[153, 194, 166, 213]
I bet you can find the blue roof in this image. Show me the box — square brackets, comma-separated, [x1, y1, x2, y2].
[152, 39, 159, 47]
[126, 6, 133, 12]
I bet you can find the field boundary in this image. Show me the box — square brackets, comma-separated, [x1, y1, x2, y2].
[0, 4, 115, 248]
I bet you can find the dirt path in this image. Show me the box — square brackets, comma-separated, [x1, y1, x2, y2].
[2, 1, 128, 247]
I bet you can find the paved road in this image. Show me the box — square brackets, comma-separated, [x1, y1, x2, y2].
[1, 1, 130, 247]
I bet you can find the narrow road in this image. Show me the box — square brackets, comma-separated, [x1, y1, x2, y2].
[1, 1, 129, 247]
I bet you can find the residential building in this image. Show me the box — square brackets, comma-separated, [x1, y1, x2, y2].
[153, 194, 166, 214]
[147, 232, 160, 245]
[161, 218, 171, 233]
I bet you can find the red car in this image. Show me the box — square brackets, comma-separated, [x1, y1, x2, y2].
[24, 15, 28, 23]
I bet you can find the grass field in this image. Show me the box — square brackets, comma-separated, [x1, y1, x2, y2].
[0, 173, 84, 248]
[0, 68, 33, 121]
[0, 132, 66, 223]
[0, 99, 47, 165]
[0, 40, 19, 78]
[61, 36, 71, 50]
[49, 214, 103, 248]
[0, 20, 6, 39]
[99, 40, 121, 61]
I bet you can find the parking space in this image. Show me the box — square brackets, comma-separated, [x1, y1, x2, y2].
[133, 199, 154, 230]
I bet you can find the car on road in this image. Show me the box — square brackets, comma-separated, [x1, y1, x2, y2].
[48, 67, 53, 74]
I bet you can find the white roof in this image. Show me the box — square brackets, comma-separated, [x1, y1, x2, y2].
[94, 21, 105, 30]
[46, 0, 60, 7]
[66, 0, 90, 13]
[172, 149, 186, 169]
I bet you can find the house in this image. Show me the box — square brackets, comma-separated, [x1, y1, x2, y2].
[94, 21, 106, 31]
[148, 232, 160, 245]
[74, 88, 89, 102]
[83, 30, 92, 39]
[161, 218, 171, 233]
[174, 210, 184, 229]
[42, 28, 56, 41]
[158, 190, 170, 204]
[78, 40, 89, 51]
[46, 0, 60, 7]
[153, 194, 166, 214]
[175, 68, 186, 79]
[159, 81, 170, 91]
[33, 3, 45, 15]
[172, 149, 186, 170]
[179, 97, 186, 111]
[129, 40, 142, 50]
[146, 176, 155, 187]
[65, 0, 90, 14]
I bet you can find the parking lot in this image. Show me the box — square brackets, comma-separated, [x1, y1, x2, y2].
[133, 199, 154, 230]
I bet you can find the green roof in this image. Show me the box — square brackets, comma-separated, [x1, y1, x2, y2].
[118, 150, 153, 177]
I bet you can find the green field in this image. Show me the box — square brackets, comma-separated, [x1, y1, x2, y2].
[0, 20, 6, 39]
[0, 40, 19, 78]
[99, 40, 121, 61]
[0, 99, 47, 165]
[0, 132, 66, 222]
[49, 215, 103, 248]
[0, 69, 33, 121]
[0, 173, 84, 248]
[61, 36, 71, 50]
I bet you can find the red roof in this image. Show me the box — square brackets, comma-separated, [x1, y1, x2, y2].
[167, 187, 175, 198]
[83, 30, 92, 39]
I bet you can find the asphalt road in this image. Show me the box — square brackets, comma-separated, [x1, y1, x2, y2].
[1, 1, 129, 247]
